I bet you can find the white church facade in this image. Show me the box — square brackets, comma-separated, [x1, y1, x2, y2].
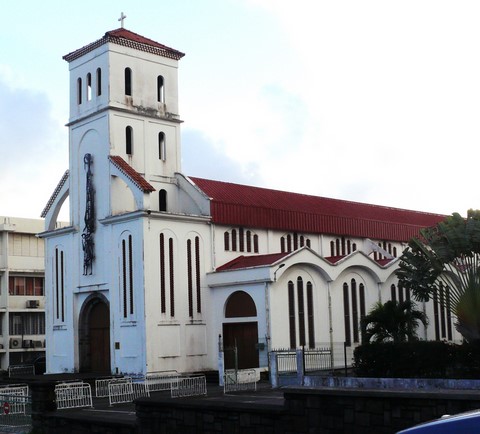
[39, 27, 460, 376]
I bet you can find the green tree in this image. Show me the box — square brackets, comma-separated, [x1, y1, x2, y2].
[361, 300, 428, 343]
[397, 210, 480, 343]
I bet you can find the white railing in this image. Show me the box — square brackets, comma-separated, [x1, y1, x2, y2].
[55, 382, 93, 410]
[145, 370, 179, 392]
[224, 369, 257, 393]
[0, 393, 31, 432]
[8, 364, 35, 377]
[95, 376, 130, 398]
[108, 380, 150, 406]
[0, 385, 29, 415]
[171, 375, 207, 398]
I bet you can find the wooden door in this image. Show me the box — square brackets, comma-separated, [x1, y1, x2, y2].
[223, 322, 259, 369]
[88, 301, 111, 373]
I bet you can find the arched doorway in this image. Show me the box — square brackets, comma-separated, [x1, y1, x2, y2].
[222, 291, 259, 369]
[79, 295, 111, 373]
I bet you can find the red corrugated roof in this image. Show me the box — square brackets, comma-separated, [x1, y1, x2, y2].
[216, 253, 289, 272]
[110, 156, 155, 192]
[189, 177, 445, 242]
[63, 28, 185, 62]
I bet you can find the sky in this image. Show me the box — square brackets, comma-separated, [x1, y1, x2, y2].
[1, 0, 480, 220]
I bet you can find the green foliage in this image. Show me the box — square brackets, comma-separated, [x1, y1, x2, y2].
[397, 210, 480, 342]
[361, 300, 428, 344]
[354, 341, 480, 378]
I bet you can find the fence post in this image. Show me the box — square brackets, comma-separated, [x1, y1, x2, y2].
[296, 348, 305, 386]
[269, 351, 279, 388]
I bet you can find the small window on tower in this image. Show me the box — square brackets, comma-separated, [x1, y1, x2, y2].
[96, 68, 102, 96]
[86, 73, 92, 101]
[126, 126, 133, 155]
[157, 75, 164, 103]
[125, 68, 132, 96]
[159, 189, 167, 212]
[158, 132, 166, 160]
[77, 78, 82, 104]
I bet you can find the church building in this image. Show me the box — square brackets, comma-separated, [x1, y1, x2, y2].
[39, 27, 459, 376]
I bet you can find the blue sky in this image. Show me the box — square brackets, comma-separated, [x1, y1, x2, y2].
[1, 0, 480, 219]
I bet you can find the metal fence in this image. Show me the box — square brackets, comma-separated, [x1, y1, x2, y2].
[55, 382, 93, 410]
[108, 380, 150, 406]
[145, 370, 179, 392]
[0, 393, 31, 433]
[171, 375, 207, 398]
[224, 369, 257, 393]
[8, 364, 35, 377]
[95, 376, 131, 398]
[272, 346, 334, 375]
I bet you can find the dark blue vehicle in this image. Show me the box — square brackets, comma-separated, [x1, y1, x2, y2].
[398, 409, 480, 433]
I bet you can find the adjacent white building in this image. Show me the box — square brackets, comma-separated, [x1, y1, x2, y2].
[39, 27, 460, 376]
[0, 217, 46, 370]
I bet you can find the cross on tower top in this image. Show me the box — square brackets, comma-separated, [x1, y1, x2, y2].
[118, 12, 127, 28]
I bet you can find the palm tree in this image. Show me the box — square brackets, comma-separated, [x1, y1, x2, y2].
[361, 300, 428, 344]
[397, 210, 480, 343]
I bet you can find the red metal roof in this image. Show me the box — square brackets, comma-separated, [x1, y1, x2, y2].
[109, 156, 155, 192]
[216, 253, 290, 272]
[189, 177, 445, 242]
[63, 28, 185, 62]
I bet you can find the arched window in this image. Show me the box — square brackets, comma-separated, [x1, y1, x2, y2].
[157, 75, 164, 103]
[125, 67, 132, 96]
[307, 282, 315, 348]
[126, 126, 133, 155]
[158, 132, 166, 160]
[224, 232, 230, 251]
[96, 68, 102, 96]
[231, 229, 237, 251]
[246, 231, 252, 252]
[159, 189, 167, 211]
[86, 73, 92, 101]
[159, 233, 175, 317]
[330, 241, 335, 256]
[253, 234, 259, 253]
[77, 78, 82, 104]
[288, 281, 296, 348]
[239, 228, 244, 252]
[225, 291, 257, 318]
[297, 277, 305, 346]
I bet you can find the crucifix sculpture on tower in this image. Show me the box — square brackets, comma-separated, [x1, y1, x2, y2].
[118, 12, 127, 28]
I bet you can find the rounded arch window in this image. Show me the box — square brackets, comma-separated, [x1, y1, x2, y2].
[225, 291, 257, 318]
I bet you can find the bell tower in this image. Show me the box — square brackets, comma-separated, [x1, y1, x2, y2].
[63, 27, 185, 222]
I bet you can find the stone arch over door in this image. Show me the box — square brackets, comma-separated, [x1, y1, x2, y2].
[222, 290, 259, 369]
[79, 294, 111, 373]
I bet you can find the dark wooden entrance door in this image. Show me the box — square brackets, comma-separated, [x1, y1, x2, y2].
[223, 322, 259, 369]
[88, 301, 111, 373]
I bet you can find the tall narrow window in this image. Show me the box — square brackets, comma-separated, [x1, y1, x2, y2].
[126, 126, 133, 155]
[231, 230, 237, 251]
[157, 75, 164, 103]
[187, 239, 193, 317]
[351, 279, 359, 343]
[195, 237, 201, 314]
[297, 277, 306, 346]
[281, 237, 286, 253]
[158, 132, 166, 160]
[343, 282, 351, 346]
[288, 281, 296, 349]
[330, 241, 335, 256]
[239, 228, 244, 252]
[307, 282, 315, 348]
[159, 189, 167, 212]
[54, 248, 65, 323]
[253, 234, 259, 253]
[96, 68, 102, 96]
[77, 78, 82, 104]
[121, 234, 134, 319]
[86, 73, 92, 101]
[160, 234, 166, 313]
[125, 67, 132, 96]
[246, 231, 252, 252]
[224, 232, 230, 251]
[169, 238, 175, 317]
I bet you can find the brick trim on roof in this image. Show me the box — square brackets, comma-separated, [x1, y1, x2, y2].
[63, 28, 185, 62]
[109, 156, 155, 192]
[216, 253, 289, 272]
[41, 170, 69, 218]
